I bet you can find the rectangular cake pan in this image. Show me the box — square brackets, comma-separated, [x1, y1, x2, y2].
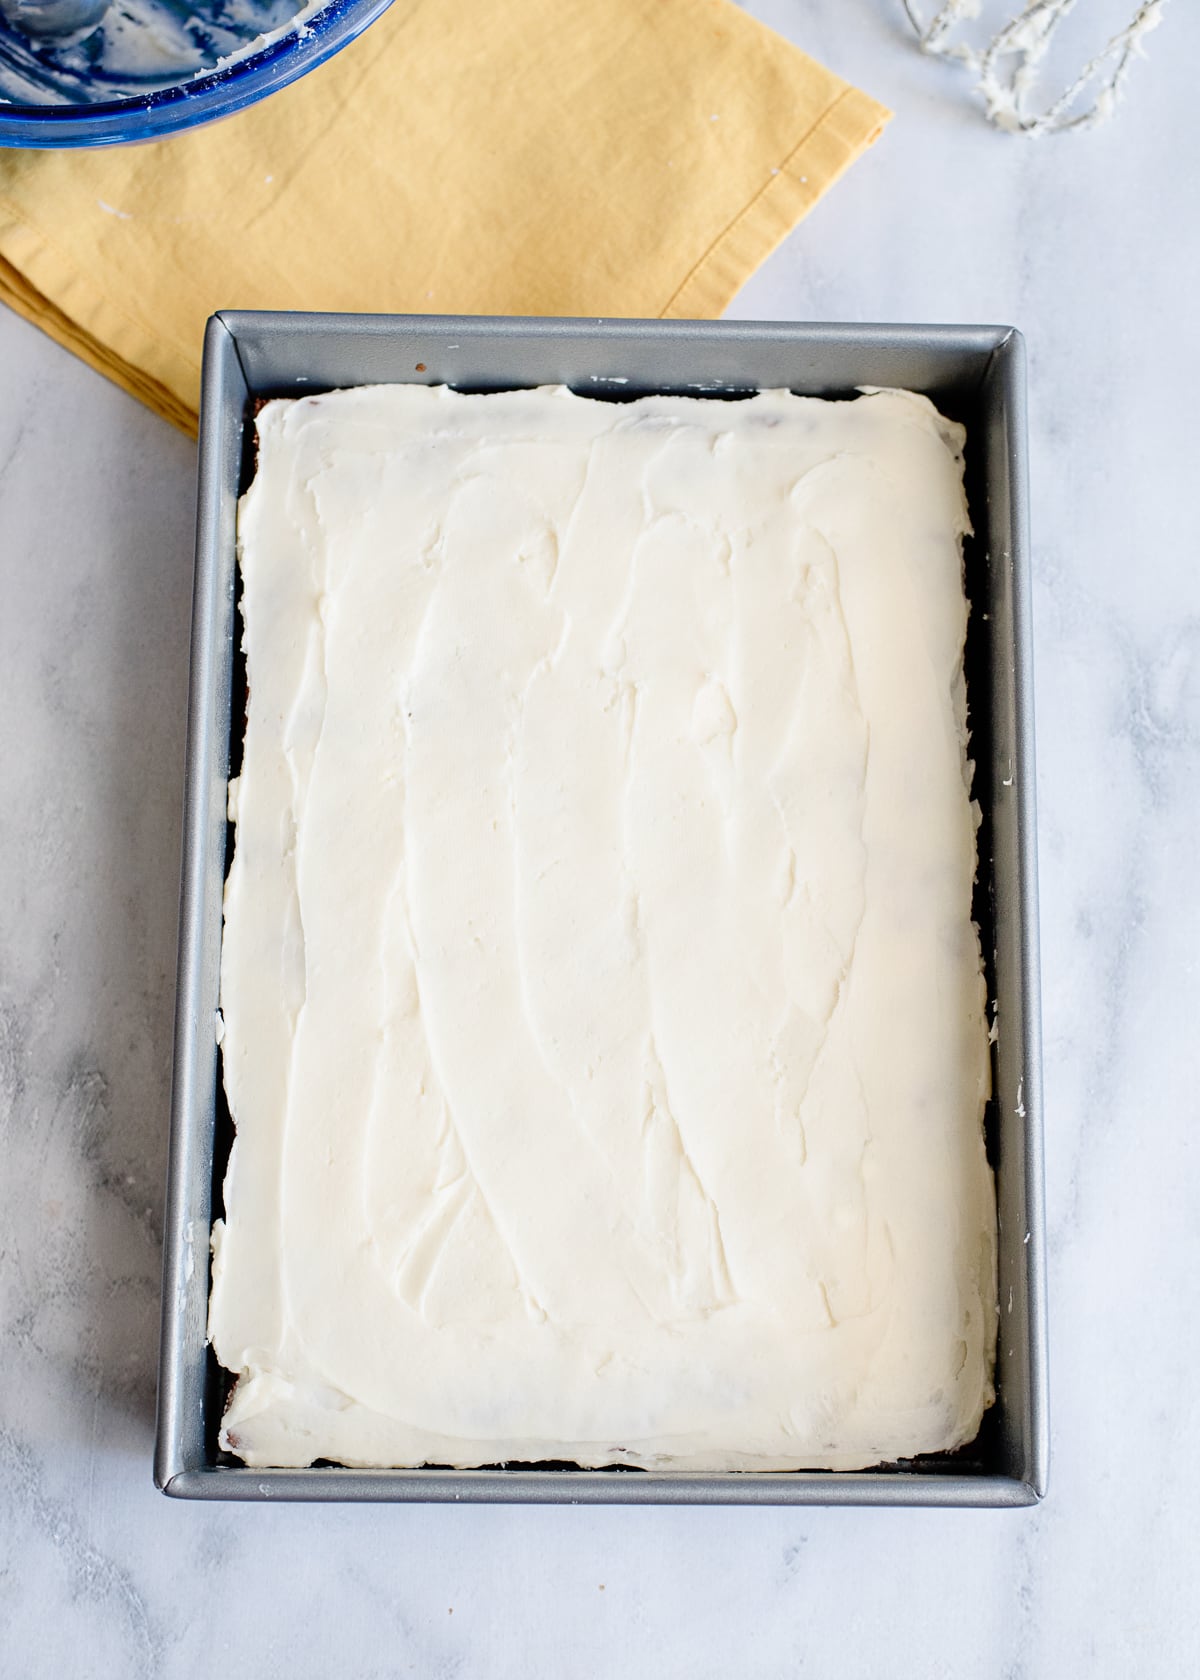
[155, 312, 1047, 1506]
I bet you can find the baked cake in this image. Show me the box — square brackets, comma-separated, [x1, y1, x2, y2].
[208, 384, 996, 1471]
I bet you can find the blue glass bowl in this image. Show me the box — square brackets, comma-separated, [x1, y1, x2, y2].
[0, 0, 393, 147]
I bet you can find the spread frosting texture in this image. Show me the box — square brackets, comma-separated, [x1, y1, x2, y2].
[209, 383, 996, 1471]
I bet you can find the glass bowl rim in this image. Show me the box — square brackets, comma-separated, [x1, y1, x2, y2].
[0, 0, 393, 146]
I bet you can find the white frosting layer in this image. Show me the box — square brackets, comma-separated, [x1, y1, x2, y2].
[210, 383, 996, 1472]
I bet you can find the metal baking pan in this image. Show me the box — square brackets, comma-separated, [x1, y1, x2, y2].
[155, 312, 1047, 1505]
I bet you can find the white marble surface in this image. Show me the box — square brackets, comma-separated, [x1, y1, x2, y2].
[2, 4, 1198, 1674]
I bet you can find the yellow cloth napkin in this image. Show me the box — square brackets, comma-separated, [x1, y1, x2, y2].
[0, 0, 888, 436]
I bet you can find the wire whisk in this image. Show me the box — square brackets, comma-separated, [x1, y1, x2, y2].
[902, 0, 1168, 134]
